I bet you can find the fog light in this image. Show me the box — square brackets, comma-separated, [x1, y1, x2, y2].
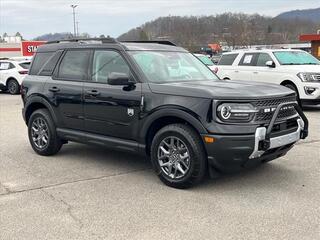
[304, 87, 317, 95]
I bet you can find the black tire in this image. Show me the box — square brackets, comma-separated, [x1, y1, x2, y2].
[284, 83, 301, 106]
[150, 124, 207, 189]
[28, 109, 62, 156]
[7, 79, 20, 95]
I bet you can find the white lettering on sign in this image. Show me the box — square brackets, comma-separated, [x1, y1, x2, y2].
[27, 46, 38, 53]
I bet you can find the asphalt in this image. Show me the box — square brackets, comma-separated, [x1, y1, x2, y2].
[0, 93, 319, 240]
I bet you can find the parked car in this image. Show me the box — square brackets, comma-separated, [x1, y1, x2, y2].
[21, 39, 308, 188]
[0, 59, 31, 94]
[194, 53, 216, 71]
[216, 49, 320, 106]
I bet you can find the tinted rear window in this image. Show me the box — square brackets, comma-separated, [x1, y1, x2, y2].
[19, 62, 31, 69]
[218, 54, 238, 65]
[29, 52, 54, 75]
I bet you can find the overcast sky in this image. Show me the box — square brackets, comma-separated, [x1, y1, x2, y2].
[0, 0, 319, 39]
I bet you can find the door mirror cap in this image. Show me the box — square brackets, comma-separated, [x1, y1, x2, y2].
[266, 61, 276, 68]
[107, 72, 134, 86]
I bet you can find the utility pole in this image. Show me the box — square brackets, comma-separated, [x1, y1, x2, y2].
[70, 5, 78, 37]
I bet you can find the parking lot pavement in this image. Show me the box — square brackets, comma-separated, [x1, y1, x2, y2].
[0, 93, 319, 240]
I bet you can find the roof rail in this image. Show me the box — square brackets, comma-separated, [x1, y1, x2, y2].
[45, 37, 118, 44]
[121, 40, 176, 46]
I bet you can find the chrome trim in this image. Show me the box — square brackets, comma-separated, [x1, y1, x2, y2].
[249, 118, 304, 159]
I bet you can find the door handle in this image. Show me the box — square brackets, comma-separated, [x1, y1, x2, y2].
[253, 72, 258, 74]
[48, 86, 60, 92]
[86, 90, 100, 97]
[234, 70, 239, 73]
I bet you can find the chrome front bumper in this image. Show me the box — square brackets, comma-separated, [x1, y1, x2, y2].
[249, 118, 304, 159]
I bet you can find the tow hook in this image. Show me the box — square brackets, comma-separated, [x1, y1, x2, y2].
[301, 129, 308, 139]
[259, 140, 270, 151]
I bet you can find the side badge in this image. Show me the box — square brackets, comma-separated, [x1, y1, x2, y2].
[127, 108, 134, 117]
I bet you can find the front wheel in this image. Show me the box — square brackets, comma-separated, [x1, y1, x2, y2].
[7, 79, 20, 94]
[150, 124, 207, 189]
[284, 83, 301, 106]
[28, 109, 62, 156]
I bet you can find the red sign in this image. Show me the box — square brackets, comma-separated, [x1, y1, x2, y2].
[21, 41, 46, 56]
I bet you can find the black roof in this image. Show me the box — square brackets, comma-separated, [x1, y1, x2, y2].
[37, 38, 187, 53]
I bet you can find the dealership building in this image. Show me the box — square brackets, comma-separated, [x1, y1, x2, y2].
[0, 36, 45, 58]
[300, 33, 320, 59]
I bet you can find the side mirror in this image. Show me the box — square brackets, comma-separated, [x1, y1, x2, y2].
[107, 72, 134, 86]
[266, 61, 276, 68]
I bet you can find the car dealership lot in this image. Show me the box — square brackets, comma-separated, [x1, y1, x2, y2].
[0, 93, 319, 240]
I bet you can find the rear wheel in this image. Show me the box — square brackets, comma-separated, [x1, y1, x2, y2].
[28, 109, 62, 156]
[7, 79, 20, 95]
[150, 124, 207, 189]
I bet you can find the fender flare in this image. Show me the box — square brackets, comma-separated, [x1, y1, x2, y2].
[24, 95, 58, 124]
[140, 107, 208, 142]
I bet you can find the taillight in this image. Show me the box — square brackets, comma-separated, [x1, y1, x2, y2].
[213, 67, 218, 74]
[18, 70, 28, 75]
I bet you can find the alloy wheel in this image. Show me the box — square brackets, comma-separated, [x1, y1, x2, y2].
[31, 117, 49, 149]
[157, 136, 191, 179]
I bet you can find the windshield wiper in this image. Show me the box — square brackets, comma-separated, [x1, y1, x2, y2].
[282, 63, 302, 65]
[304, 63, 319, 65]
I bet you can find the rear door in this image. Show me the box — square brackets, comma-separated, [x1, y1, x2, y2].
[83, 49, 141, 140]
[45, 49, 91, 130]
[235, 52, 258, 81]
[0, 61, 15, 84]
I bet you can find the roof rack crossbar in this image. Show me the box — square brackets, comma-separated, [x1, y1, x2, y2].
[121, 40, 176, 46]
[46, 37, 118, 44]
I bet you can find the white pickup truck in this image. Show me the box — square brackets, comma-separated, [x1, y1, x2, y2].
[216, 49, 320, 106]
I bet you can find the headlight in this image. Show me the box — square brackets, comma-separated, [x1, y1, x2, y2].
[217, 103, 257, 122]
[297, 72, 319, 82]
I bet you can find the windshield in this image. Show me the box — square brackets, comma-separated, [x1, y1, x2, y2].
[196, 55, 214, 66]
[129, 51, 219, 83]
[273, 51, 320, 65]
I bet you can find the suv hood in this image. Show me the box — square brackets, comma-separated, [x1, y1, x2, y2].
[278, 64, 320, 72]
[149, 80, 294, 100]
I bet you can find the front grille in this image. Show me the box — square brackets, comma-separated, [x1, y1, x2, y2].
[252, 95, 297, 123]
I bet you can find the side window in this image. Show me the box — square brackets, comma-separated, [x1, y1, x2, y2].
[256, 53, 273, 67]
[29, 52, 54, 75]
[39, 50, 63, 76]
[0, 62, 10, 70]
[239, 53, 257, 66]
[218, 54, 238, 65]
[92, 50, 130, 83]
[57, 50, 90, 80]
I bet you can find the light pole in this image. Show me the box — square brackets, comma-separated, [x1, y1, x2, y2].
[70, 5, 78, 37]
[76, 21, 79, 36]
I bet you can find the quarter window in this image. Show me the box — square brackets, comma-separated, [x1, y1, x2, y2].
[29, 52, 53, 75]
[92, 50, 130, 83]
[58, 50, 90, 80]
[218, 54, 238, 65]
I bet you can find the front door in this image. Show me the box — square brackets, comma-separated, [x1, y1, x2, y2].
[83, 50, 141, 140]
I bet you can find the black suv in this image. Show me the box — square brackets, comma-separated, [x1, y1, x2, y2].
[21, 38, 308, 188]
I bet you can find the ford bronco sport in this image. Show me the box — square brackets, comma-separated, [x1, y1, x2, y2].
[21, 38, 308, 188]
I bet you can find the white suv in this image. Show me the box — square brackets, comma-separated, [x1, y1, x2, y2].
[0, 59, 31, 94]
[216, 49, 320, 106]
